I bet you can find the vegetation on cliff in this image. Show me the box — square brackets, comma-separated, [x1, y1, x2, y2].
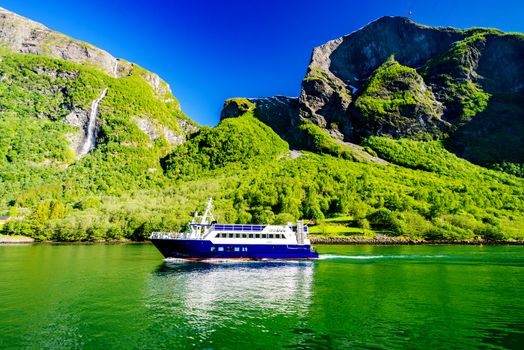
[162, 111, 288, 179]
[0, 15, 523, 243]
[2, 124, 523, 242]
[292, 18, 524, 173]
[0, 48, 193, 210]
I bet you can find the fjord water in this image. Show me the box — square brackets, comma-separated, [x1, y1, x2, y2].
[1, 244, 522, 349]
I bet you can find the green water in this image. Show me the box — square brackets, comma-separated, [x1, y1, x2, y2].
[0, 244, 522, 349]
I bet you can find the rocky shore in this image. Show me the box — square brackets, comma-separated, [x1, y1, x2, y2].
[310, 236, 524, 245]
[0, 236, 35, 243]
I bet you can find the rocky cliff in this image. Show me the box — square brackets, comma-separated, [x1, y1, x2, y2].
[0, 6, 197, 162]
[0, 7, 181, 101]
[223, 16, 524, 167]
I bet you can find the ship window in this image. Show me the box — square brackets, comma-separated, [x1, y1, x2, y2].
[262, 234, 267, 239]
[255, 234, 260, 238]
[226, 246, 233, 252]
[268, 234, 274, 239]
[242, 247, 248, 252]
[235, 234, 241, 238]
[218, 247, 224, 252]
[242, 234, 247, 238]
[234, 247, 240, 252]
[249, 234, 253, 238]
[210, 247, 216, 252]
[228, 233, 234, 238]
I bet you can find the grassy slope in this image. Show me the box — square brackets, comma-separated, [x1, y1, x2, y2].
[0, 50, 522, 242]
[0, 49, 193, 210]
[162, 110, 289, 179]
[5, 129, 522, 242]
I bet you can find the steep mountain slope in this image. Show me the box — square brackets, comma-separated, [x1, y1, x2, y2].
[352, 55, 447, 139]
[163, 102, 289, 179]
[0, 6, 173, 96]
[0, 7, 197, 209]
[0, 9, 522, 242]
[237, 17, 523, 170]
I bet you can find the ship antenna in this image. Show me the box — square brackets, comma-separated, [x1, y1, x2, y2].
[200, 197, 215, 225]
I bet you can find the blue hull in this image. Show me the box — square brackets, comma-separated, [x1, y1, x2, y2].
[151, 239, 319, 260]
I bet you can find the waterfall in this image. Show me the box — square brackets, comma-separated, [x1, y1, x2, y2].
[112, 60, 119, 77]
[78, 88, 108, 158]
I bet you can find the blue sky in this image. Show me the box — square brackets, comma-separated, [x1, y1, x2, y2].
[1, 0, 523, 125]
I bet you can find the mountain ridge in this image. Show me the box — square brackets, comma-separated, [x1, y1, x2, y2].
[223, 16, 523, 169]
[0, 7, 177, 99]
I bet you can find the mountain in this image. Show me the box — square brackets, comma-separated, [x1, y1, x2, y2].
[0, 9, 522, 242]
[223, 16, 524, 170]
[0, 7, 197, 189]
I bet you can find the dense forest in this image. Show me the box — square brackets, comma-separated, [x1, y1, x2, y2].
[2, 85, 523, 241]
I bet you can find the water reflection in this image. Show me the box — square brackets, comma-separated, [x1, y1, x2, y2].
[144, 261, 315, 348]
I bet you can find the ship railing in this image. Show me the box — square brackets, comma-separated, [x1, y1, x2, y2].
[151, 232, 187, 240]
[151, 231, 206, 240]
[211, 224, 266, 232]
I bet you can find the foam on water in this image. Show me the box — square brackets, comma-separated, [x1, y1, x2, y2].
[164, 255, 448, 264]
[319, 254, 448, 260]
[164, 258, 316, 266]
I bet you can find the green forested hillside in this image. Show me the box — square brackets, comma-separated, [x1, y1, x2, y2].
[162, 111, 288, 179]
[1, 15, 523, 242]
[0, 49, 193, 209]
[2, 100, 523, 241]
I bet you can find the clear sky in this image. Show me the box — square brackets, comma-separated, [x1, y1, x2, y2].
[1, 0, 523, 125]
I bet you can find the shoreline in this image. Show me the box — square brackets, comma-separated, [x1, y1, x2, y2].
[1, 235, 523, 245]
[0, 236, 35, 244]
[0, 236, 145, 244]
[310, 236, 524, 245]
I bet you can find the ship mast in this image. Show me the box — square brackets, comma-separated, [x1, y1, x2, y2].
[200, 197, 215, 225]
[188, 197, 215, 239]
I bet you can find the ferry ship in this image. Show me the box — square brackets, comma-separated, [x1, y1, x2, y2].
[150, 198, 319, 260]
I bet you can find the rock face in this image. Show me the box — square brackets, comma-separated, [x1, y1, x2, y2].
[248, 97, 304, 147]
[134, 117, 186, 146]
[220, 98, 256, 120]
[315, 17, 464, 89]
[0, 6, 198, 160]
[0, 7, 175, 98]
[0, 7, 118, 76]
[222, 16, 524, 166]
[221, 97, 310, 150]
[64, 109, 91, 155]
[351, 56, 447, 140]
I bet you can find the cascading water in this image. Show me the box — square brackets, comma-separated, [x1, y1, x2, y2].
[112, 60, 119, 77]
[78, 88, 108, 158]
